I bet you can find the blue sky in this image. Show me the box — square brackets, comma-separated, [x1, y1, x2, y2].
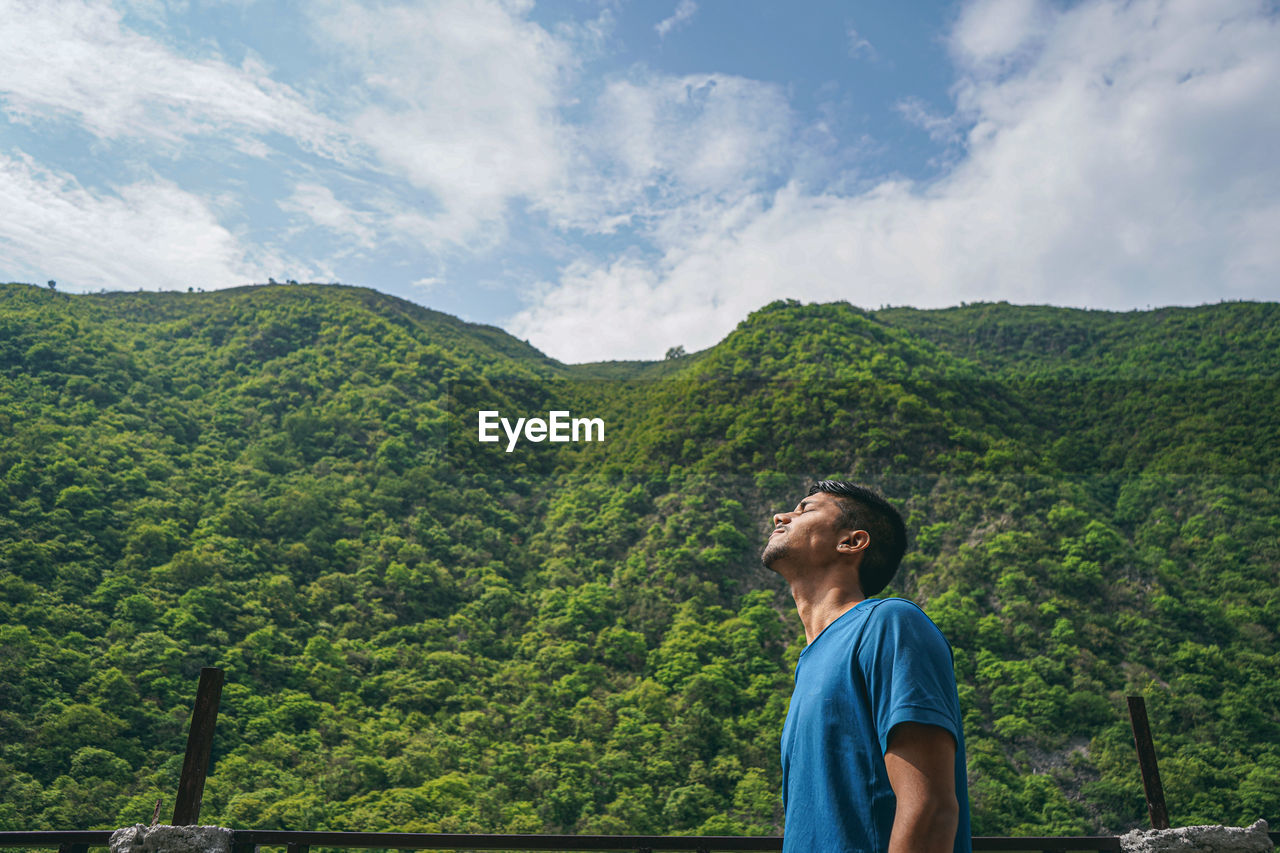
[2, 0, 1278, 362]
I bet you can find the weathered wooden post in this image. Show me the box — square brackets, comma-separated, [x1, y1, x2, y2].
[1126, 695, 1170, 830]
[172, 667, 224, 826]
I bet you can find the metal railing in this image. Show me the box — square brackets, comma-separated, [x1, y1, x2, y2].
[10, 827, 1280, 852]
[0, 832, 112, 853]
[4, 677, 1273, 853]
[0, 828, 1139, 852]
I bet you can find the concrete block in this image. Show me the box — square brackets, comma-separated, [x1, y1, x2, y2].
[1120, 819, 1273, 852]
[109, 824, 233, 853]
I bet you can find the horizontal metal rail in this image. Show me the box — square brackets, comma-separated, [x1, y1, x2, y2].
[234, 831, 778, 852]
[234, 831, 1129, 852]
[0, 829, 1133, 852]
[0, 831, 112, 853]
[970, 839, 1121, 852]
[8, 828, 1280, 853]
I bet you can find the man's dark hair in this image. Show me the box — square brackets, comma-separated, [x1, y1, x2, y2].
[808, 480, 907, 597]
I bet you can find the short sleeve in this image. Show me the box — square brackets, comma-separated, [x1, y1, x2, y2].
[855, 598, 962, 755]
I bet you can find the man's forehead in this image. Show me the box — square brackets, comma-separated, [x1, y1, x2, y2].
[797, 492, 840, 510]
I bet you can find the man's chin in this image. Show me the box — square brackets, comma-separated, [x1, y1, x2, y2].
[760, 543, 787, 571]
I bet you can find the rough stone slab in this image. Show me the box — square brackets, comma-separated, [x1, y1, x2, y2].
[1120, 819, 1273, 852]
[109, 825, 232, 853]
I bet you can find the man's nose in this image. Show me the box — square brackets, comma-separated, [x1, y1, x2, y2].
[773, 512, 791, 526]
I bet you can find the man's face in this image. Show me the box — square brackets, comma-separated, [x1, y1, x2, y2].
[761, 491, 849, 572]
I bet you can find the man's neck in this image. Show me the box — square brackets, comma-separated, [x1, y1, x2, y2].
[788, 575, 865, 644]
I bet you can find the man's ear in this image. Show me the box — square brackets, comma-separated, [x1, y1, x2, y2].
[837, 529, 870, 554]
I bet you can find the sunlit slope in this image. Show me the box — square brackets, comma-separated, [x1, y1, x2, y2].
[877, 301, 1280, 378]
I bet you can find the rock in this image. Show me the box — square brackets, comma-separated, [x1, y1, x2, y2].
[1120, 819, 1273, 852]
[109, 824, 233, 853]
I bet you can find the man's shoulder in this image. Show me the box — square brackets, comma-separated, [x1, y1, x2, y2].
[860, 597, 952, 647]
[863, 596, 934, 623]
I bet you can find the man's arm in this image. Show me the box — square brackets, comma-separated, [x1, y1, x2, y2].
[885, 721, 959, 853]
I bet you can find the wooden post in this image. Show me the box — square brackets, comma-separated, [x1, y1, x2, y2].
[172, 667, 224, 826]
[1126, 695, 1170, 830]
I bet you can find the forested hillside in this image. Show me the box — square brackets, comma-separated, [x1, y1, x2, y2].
[1, 283, 1276, 836]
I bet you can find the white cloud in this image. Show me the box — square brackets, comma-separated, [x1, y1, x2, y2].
[541, 72, 794, 232]
[0, 1, 797, 296]
[604, 75, 790, 195]
[950, 0, 1052, 73]
[0, 151, 304, 290]
[308, 0, 574, 248]
[512, 0, 1280, 362]
[0, 0, 347, 158]
[279, 183, 378, 250]
[656, 0, 697, 39]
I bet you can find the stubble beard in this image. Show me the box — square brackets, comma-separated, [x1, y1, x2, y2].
[760, 536, 788, 571]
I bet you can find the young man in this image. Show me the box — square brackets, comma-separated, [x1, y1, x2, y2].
[763, 480, 971, 853]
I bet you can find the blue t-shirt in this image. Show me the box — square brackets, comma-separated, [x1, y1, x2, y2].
[780, 597, 971, 853]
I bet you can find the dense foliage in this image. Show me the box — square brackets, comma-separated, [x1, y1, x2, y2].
[1, 284, 1276, 836]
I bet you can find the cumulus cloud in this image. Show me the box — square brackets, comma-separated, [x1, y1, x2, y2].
[541, 72, 794, 232]
[0, 152, 301, 290]
[0, 0, 584, 282]
[0, 0, 794, 307]
[511, 0, 1280, 362]
[307, 0, 574, 247]
[599, 75, 791, 196]
[949, 0, 1052, 73]
[0, 0, 347, 157]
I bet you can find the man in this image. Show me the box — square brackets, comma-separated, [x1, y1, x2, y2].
[763, 480, 971, 853]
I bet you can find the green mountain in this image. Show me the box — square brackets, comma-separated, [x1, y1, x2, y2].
[1, 283, 1277, 836]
